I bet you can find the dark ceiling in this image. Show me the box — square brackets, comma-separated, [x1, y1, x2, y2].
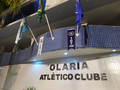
[0, 0, 120, 52]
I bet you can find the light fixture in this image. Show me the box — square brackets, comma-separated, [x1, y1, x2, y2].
[33, 60, 36, 61]
[64, 52, 68, 55]
[34, 62, 42, 64]
[112, 50, 116, 52]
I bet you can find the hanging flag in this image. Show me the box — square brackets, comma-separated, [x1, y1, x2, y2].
[75, 0, 83, 25]
[37, 0, 46, 23]
[15, 18, 29, 44]
[68, 28, 75, 50]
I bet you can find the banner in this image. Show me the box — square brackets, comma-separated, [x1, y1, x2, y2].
[68, 28, 75, 50]
[37, 36, 44, 55]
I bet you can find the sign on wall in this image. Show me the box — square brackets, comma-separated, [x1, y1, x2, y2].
[39, 62, 107, 81]
[37, 36, 44, 55]
[1, 55, 120, 90]
[68, 28, 75, 50]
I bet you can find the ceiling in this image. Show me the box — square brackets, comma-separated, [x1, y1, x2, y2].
[0, 0, 120, 52]
[27, 48, 120, 63]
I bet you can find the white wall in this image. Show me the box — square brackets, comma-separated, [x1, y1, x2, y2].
[0, 66, 9, 90]
[46, 0, 69, 10]
[1, 55, 120, 90]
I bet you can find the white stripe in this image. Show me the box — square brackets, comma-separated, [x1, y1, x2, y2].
[15, 31, 20, 44]
[15, 18, 25, 44]
[68, 28, 75, 30]
[37, 36, 44, 55]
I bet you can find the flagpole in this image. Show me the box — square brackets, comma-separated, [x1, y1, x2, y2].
[76, 25, 79, 37]
[25, 23, 38, 45]
[45, 14, 55, 40]
[19, 10, 38, 45]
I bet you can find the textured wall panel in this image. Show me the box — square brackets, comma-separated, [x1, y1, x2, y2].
[1, 25, 120, 66]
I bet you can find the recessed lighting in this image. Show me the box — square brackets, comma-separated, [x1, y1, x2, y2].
[37, 62, 41, 64]
[34, 62, 42, 64]
[33, 60, 36, 61]
[112, 50, 116, 52]
[64, 52, 68, 55]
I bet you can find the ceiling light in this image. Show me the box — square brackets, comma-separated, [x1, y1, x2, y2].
[64, 52, 68, 55]
[34, 62, 42, 64]
[112, 50, 116, 52]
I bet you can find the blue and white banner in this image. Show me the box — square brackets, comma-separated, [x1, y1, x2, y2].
[68, 29, 75, 50]
[37, 36, 44, 55]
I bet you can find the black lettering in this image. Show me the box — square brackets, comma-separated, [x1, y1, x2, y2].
[51, 73, 55, 80]
[82, 62, 89, 69]
[57, 64, 61, 71]
[50, 64, 55, 71]
[61, 74, 62, 80]
[101, 73, 107, 80]
[77, 62, 80, 70]
[87, 73, 93, 80]
[63, 74, 67, 80]
[81, 74, 86, 80]
[39, 75, 44, 80]
[94, 73, 100, 80]
[44, 74, 47, 80]
[62, 63, 68, 70]
[56, 74, 60, 80]
[68, 74, 73, 80]
[75, 74, 80, 80]
[70, 63, 76, 70]
[47, 74, 51, 80]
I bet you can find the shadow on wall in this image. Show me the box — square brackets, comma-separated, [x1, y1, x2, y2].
[2, 65, 21, 90]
